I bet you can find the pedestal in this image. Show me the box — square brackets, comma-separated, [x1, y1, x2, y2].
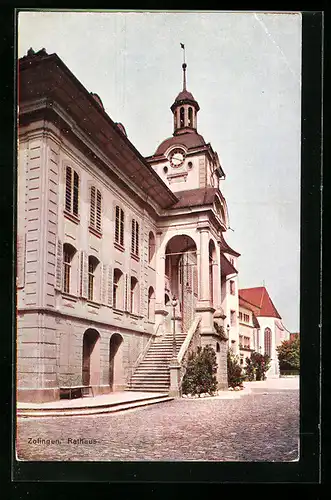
[169, 362, 181, 397]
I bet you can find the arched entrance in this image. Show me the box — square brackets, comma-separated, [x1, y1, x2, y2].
[109, 333, 123, 391]
[82, 329, 100, 386]
[165, 235, 197, 332]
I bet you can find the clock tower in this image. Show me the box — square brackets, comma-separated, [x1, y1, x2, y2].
[146, 59, 225, 193]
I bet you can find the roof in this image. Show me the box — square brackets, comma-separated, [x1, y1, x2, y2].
[154, 131, 206, 156]
[19, 50, 178, 210]
[175, 90, 196, 102]
[171, 89, 200, 112]
[170, 187, 218, 209]
[238, 287, 281, 319]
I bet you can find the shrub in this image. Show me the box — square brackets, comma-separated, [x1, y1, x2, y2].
[250, 351, 271, 380]
[227, 349, 245, 388]
[276, 337, 300, 372]
[244, 356, 255, 381]
[182, 345, 218, 396]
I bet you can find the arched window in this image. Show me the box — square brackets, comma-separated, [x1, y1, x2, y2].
[148, 231, 156, 265]
[180, 107, 185, 128]
[264, 328, 272, 357]
[115, 206, 124, 246]
[130, 277, 139, 314]
[188, 107, 193, 127]
[148, 286, 155, 322]
[88, 256, 99, 301]
[90, 186, 102, 233]
[63, 243, 76, 294]
[113, 268, 124, 309]
[65, 166, 79, 217]
[174, 112, 177, 130]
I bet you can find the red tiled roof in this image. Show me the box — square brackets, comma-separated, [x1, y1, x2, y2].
[238, 287, 281, 319]
[154, 132, 206, 156]
[170, 187, 218, 209]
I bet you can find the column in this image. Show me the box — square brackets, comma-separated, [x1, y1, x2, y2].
[214, 243, 222, 309]
[154, 231, 168, 334]
[198, 227, 210, 305]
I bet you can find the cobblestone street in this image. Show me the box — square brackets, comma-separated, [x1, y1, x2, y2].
[16, 391, 299, 462]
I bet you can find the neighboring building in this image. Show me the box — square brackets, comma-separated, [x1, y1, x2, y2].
[17, 49, 240, 402]
[238, 299, 260, 366]
[238, 287, 290, 377]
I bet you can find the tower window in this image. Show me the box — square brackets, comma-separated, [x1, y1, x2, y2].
[188, 107, 193, 127]
[180, 107, 185, 128]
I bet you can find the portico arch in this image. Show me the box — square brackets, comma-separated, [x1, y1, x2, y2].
[165, 234, 197, 332]
[82, 328, 100, 386]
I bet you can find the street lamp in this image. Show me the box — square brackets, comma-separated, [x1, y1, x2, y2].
[226, 324, 230, 350]
[172, 295, 178, 361]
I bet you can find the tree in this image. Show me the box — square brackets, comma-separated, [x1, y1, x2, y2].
[227, 349, 245, 388]
[276, 337, 300, 372]
[249, 351, 271, 380]
[182, 345, 218, 396]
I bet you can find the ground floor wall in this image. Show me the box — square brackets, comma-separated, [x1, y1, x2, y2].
[17, 310, 152, 402]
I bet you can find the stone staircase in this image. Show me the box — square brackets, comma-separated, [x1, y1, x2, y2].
[127, 332, 187, 393]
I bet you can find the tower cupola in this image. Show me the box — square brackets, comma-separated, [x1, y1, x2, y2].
[171, 47, 200, 136]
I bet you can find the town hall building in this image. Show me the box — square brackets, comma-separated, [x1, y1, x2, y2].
[17, 48, 287, 403]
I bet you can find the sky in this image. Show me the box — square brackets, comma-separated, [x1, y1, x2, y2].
[18, 11, 302, 332]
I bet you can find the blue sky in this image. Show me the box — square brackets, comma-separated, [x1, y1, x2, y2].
[18, 11, 302, 331]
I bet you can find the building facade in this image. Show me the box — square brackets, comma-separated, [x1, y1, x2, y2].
[17, 49, 241, 402]
[238, 287, 290, 377]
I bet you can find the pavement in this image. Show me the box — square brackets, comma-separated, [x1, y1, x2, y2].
[17, 376, 299, 418]
[16, 389, 299, 462]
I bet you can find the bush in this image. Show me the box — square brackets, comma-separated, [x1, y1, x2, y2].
[244, 356, 255, 381]
[182, 345, 218, 396]
[227, 349, 245, 388]
[250, 351, 271, 380]
[276, 337, 300, 372]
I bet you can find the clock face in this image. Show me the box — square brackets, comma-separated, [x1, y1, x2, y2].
[169, 148, 185, 168]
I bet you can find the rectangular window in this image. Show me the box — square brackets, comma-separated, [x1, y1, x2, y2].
[239, 311, 243, 321]
[131, 219, 139, 256]
[90, 186, 102, 233]
[230, 310, 236, 326]
[243, 313, 250, 323]
[230, 280, 235, 295]
[115, 206, 124, 246]
[65, 166, 79, 217]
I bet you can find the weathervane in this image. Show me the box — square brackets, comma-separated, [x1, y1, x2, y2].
[180, 42, 187, 90]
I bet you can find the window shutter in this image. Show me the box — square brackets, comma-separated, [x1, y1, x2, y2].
[90, 186, 96, 227]
[107, 265, 113, 306]
[124, 272, 129, 311]
[101, 263, 107, 304]
[80, 251, 88, 298]
[16, 233, 26, 289]
[55, 238, 63, 290]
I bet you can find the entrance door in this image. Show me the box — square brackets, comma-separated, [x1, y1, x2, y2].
[82, 329, 100, 386]
[109, 334, 123, 391]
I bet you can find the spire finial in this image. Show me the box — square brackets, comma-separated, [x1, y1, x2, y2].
[180, 43, 187, 90]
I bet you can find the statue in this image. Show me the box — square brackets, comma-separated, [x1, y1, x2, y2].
[213, 308, 228, 341]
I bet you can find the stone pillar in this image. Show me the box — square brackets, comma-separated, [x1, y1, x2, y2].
[196, 225, 215, 336]
[169, 362, 181, 397]
[214, 243, 222, 309]
[154, 231, 168, 334]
